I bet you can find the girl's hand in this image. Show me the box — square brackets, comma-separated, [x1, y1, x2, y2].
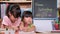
[27, 26, 35, 32]
[23, 27, 28, 32]
[12, 26, 18, 30]
[9, 26, 18, 31]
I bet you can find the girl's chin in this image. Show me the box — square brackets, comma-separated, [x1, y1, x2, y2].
[12, 21, 15, 23]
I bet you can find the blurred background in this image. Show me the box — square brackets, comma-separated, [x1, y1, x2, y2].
[0, 0, 60, 32]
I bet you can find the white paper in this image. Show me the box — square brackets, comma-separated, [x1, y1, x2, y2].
[33, 20, 53, 32]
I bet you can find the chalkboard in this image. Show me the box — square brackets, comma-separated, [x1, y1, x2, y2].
[32, 0, 57, 19]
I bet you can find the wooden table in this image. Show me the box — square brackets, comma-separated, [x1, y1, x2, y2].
[0, 30, 60, 34]
[36, 32, 60, 34]
[14, 31, 60, 34]
[0, 31, 60, 34]
[0, 32, 60, 34]
[15, 30, 60, 34]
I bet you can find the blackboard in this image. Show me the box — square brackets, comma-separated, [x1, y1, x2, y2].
[32, 0, 57, 19]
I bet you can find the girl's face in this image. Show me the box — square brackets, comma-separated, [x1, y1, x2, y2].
[23, 17, 32, 24]
[9, 13, 18, 23]
[10, 15, 18, 23]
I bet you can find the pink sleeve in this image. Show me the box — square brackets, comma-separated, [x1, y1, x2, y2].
[2, 16, 8, 26]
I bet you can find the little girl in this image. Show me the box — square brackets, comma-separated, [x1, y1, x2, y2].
[2, 4, 21, 30]
[19, 11, 35, 32]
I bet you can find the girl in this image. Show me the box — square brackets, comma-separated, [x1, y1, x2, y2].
[19, 11, 35, 32]
[2, 4, 21, 30]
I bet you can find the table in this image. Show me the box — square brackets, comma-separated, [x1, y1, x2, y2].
[0, 29, 60, 34]
[13, 30, 60, 34]
[0, 31, 60, 34]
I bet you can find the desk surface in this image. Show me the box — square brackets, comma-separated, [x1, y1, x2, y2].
[0, 30, 60, 34]
[13, 31, 60, 34]
[0, 32, 60, 34]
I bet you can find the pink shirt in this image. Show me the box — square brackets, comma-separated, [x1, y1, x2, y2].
[2, 16, 21, 27]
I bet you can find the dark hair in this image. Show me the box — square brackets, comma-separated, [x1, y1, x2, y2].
[21, 11, 32, 21]
[6, 4, 21, 18]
